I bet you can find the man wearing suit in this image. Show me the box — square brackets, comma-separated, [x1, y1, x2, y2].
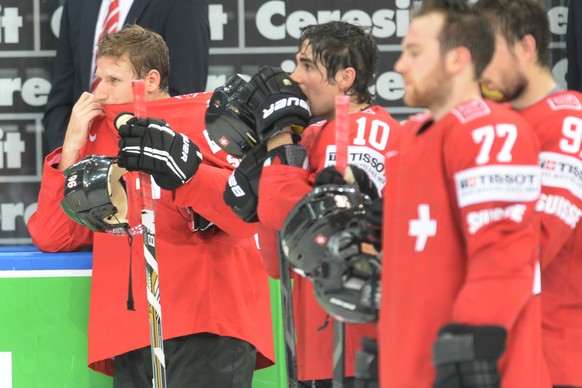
[43, 0, 209, 155]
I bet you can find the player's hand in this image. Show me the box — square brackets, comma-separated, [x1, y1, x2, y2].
[223, 143, 267, 222]
[60, 92, 105, 170]
[242, 66, 311, 142]
[115, 114, 202, 190]
[315, 165, 379, 200]
[433, 324, 506, 388]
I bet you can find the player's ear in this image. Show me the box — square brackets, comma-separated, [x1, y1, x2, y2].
[517, 34, 537, 64]
[335, 67, 356, 94]
[144, 69, 162, 93]
[446, 46, 471, 75]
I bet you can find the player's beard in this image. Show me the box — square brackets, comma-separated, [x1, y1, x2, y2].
[403, 61, 451, 109]
[494, 69, 528, 103]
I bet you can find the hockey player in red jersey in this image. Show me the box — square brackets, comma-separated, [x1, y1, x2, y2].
[218, 22, 403, 386]
[27, 25, 273, 386]
[378, 1, 551, 387]
[477, 0, 582, 386]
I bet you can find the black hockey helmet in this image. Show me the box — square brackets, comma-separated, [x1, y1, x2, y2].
[60, 155, 129, 234]
[280, 184, 368, 277]
[205, 74, 257, 157]
[281, 184, 381, 323]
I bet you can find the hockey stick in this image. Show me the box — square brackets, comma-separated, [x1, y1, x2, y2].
[277, 230, 299, 387]
[335, 95, 350, 175]
[332, 95, 350, 388]
[115, 80, 167, 388]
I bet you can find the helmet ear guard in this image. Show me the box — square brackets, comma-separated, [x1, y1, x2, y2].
[60, 155, 130, 234]
[281, 184, 381, 323]
[205, 74, 257, 156]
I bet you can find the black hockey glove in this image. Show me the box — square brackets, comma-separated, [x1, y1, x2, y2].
[223, 143, 267, 222]
[116, 114, 202, 190]
[433, 324, 506, 388]
[354, 337, 379, 388]
[241, 66, 311, 142]
[315, 165, 380, 200]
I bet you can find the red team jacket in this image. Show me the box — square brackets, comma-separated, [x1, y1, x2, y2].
[28, 94, 274, 376]
[520, 91, 582, 385]
[257, 106, 402, 380]
[380, 99, 551, 387]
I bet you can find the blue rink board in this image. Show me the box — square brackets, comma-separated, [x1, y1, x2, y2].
[0, 246, 92, 271]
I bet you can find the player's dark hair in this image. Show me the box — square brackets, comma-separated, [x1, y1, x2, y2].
[413, 0, 495, 79]
[473, 0, 550, 68]
[298, 21, 379, 104]
[97, 24, 170, 93]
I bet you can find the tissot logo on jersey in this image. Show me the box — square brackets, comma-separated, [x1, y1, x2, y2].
[540, 151, 582, 200]
[325, 145, 386, 190]
[262, 97, 310, 119]
[467, 204, 527, 234]
[455, 165, 541, 208]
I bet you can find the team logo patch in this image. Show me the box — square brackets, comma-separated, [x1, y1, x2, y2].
[203, 129, 222, 154]
[452, 99, 491, 124]
[547, 93, 582, 111]
[455, 165, 541, 207]
[314, 233, 328, 246]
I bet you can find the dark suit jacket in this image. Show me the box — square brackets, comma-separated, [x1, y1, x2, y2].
[568, 0, 582, 91]
[42, 0, 209, 155]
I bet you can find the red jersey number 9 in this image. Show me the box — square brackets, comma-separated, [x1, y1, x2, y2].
[559, 116, 582, 157]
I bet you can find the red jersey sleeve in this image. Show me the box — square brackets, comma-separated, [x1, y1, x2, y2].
[520, 92, 582, 269]
[443, 100, 541, 329]
[256, 222, 282, 279]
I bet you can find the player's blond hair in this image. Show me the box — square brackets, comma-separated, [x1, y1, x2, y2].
[97, 24, 170, 93]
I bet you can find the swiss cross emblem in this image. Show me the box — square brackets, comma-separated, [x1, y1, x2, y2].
[409, 204, 437, 252]
[314, 233, 328, 246]
[545, 160, 557, 170]
[219, 136, 230, 147]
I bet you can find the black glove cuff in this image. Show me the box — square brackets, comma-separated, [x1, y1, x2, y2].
[263, 144, 308, 169]
[355, 337, 378, 381]
[433, 324, 507, 367]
